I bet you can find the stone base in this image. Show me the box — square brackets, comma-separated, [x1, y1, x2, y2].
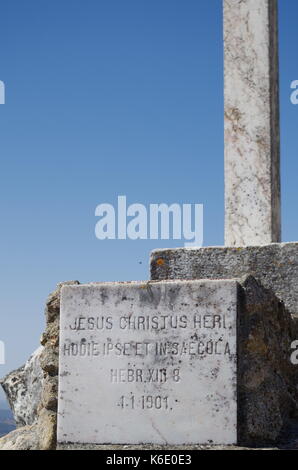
[1, 265, 298, 449]
[58, 421, 298, 449]
[55, 444, 278, 450]
[57, 419, 298, 449]
[53, 276, 298, 447]
[150, 242, 298, 320]
[151, 244, 298, 445]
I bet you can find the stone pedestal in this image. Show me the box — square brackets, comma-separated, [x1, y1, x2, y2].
[55, 277, 297, 447]
[150, 244, 298, 445]
[1, 274, 297, 449]
[151, 243, 298, 320]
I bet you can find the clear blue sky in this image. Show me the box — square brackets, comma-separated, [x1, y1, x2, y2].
[0, 0, 298, 397]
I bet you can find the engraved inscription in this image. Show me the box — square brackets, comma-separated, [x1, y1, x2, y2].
[67, 313, 227, 331]
[58, 281, 237, 445]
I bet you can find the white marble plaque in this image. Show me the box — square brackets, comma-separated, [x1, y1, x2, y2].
[57, 280, 237, 445]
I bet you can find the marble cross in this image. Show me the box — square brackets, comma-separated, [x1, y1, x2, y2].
[224, 0, 281, 246]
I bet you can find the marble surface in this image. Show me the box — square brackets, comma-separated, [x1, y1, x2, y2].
[57, 280, 237, 446]
[224, 0, 280, 246]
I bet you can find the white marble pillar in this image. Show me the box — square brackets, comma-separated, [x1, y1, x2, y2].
[224, 0, 281, 246]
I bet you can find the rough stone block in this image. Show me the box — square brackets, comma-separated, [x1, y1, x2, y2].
[150, 243, 298, 319]
[57, 277, 297, 447]
[237, 276, 297, 444]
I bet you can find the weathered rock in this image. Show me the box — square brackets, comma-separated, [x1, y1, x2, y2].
[0, 347, 44, 427]
[0, 281, 79, 450]
[36, 408, 57, 450]
[0, 410, 56, 451]
[0, 423, 40, 450]
[237, 276, 298, 445]
[41, 375, 58, 412]
[36, 281, 79, 449]
[39, 347, 59, 376]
